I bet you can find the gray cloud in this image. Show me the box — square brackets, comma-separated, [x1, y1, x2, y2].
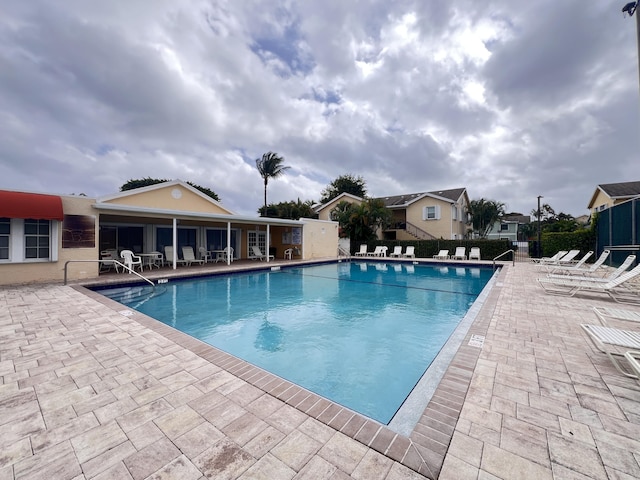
[1, 0, 639, 217]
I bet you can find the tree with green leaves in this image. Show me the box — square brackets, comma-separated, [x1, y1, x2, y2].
[257, 199, 316, 219]
[255, 152, 290, 215]
[319, 174, 367, 204]
[468, 198, 506, 238]
[332, 198, 391, 242]
[120, 178, 220, 201]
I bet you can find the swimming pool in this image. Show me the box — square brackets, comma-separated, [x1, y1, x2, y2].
[96, 261, 494, 425]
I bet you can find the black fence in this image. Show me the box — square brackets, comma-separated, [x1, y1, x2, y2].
[596, 198, 640, 266]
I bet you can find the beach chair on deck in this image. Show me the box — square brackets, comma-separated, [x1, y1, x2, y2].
[535, 250, 580, 270]
[581, 324, 640, 378]
[547, 250, 609, 275]
[370, 246, 387, 257]
[402, 246, 415, 258]
[452, 247, 466, 260]
[164, 246, 189, 267]
[546, 255, 635, 283]
[469, 247, 481, 261]
[354, 244, 367, 257]
[389, 246, 403, 258]
[531, 250, 567, 264]
[251, 246, 274, 261]
[433, 250, 449, 260]
[182, 246, 205, 266]
[538, 263, 640, 303]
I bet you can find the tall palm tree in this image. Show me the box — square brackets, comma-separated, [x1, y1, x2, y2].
[255, 152, 290, 216]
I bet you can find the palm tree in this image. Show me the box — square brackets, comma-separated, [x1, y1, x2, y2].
[255, 152, 290, 216]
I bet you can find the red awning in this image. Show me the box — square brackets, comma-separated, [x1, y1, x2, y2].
[0, 191, 64, 221]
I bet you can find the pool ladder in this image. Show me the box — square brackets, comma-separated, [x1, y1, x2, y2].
[337, 246, 352, 261]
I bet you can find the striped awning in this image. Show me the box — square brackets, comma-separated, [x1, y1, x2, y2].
[0, 190, 64, 221]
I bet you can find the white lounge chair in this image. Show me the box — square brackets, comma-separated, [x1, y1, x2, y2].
[433, 250, 449, 260]
[545, 251, 593, 273]
[164, 246, 189, 267]
[182, 246, 205, 266]
[370, 246, 387, 257]
[251, 246, 274, 261]
[535, 250, 581, 270]
[581, 324, 640, 377]
[547, 250, 609, 275]
[624, 351, 640, 381]
[354, 244, 367, 257]
[451, 247, 466, 260]
[120, 249, 143, 273]
[403, 246, 415, 258]
[538, 263, 640, 303]
[546, 255, 635, 283]
[389, 246, 403, 258]
[593, 306, 640, 326]
[469, 247, 481, 261]
[531, 250, 568, 264]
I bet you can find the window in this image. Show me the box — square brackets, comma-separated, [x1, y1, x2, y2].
[423, 205, 440, 220]
[452, 205, 458, 220]
[500, 223, 509, 231]
[0, 218, 9, 260]
[24, 219, 50, 259]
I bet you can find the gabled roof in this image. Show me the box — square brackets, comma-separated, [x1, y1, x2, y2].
[313, 192, 364, 213]
[588, 181, 640, 209]
[97, 179, 235, 215]
[598, 181, 640, 199]
[375, 188, 467, 208]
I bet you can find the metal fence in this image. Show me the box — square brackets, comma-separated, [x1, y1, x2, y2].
[596, 197, 640, 266]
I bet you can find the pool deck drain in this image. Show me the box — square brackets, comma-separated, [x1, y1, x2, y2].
[2, 259, 640, 479]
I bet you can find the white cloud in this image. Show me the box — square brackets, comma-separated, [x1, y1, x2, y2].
[0, 0, 639, 217]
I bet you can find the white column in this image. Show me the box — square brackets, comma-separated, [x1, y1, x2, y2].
[172, 218, 177, 269]
[227, 221, 231, 264]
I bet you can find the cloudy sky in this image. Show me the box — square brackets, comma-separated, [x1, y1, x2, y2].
[1, 1, 639, 217]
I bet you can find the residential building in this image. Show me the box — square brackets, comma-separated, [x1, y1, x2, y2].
[486, 214, 531, 242]
[587, 181, 640, 213]
[314, 187, 471, 240]
[0, 180, 338, 285]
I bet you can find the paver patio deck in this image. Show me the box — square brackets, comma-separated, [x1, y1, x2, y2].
[1, 259, 639, 479]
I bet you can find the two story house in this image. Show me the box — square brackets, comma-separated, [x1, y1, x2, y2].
[315, 188, 471, 240]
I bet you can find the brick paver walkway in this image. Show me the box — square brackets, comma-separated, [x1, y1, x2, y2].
[1, 261, 639, 479]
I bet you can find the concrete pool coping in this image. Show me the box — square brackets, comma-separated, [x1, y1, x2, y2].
[74, 258, 503, 478]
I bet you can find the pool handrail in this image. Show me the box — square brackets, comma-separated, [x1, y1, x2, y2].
[64, 259, 156, 290]
[493, 249, 515, 269]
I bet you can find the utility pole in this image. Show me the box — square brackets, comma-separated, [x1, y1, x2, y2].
[622, 2, 640, 95]
[537, 195, 543, 258]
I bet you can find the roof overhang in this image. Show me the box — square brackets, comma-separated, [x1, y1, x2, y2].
[0, 191, 64, 221]
[92, 202, 305, 226]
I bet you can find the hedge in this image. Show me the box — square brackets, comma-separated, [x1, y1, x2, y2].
[351, 239, 512, 260]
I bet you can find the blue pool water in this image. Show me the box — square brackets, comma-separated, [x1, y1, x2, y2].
[96, 261, 493, 424]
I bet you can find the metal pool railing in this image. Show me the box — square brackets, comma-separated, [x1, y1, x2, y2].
[64, 260, 156, 290]
[493, 249, 515, 270]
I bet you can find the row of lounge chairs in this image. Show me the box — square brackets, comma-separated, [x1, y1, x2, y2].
[535, 250, 640, 381]
[433, 247, 481, 261]
[354, 245, 482, 260]
[354, 245, 414, 257]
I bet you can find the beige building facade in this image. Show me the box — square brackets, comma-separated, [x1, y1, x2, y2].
[0, 181, 339, 286]
[314, 188, 471, 240]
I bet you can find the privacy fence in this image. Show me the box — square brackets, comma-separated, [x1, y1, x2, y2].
[596, 197, 640, 266]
